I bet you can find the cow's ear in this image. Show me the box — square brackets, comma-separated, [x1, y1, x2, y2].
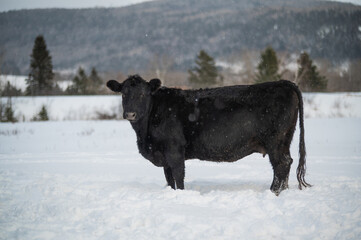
[149, 78, 161, 93]
[107, 80, 123, 92]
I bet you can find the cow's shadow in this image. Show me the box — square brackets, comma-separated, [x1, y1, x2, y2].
[185, 180, 269, 194]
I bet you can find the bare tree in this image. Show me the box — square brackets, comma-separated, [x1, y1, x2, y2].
[0, 49, 4, 119]
[148, 54, 174, 86]
[0, 49, 4, 77]
[238, 51, 258, 85]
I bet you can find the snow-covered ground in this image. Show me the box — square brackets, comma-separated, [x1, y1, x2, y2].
[0, 75, 72, 93]
[1, 84, 361, 239]
[1, 117, 361, 239]
[302, 92, 361, 118]
[1, 95, 123, 121]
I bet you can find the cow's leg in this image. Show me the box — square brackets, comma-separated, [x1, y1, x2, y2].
[164, 144, 185, 190]
[269, 150, 293, 196]
[171, 161, 185, 190]
[163, 166, 175, 189]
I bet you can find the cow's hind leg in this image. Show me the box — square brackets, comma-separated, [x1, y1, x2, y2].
[269, 150, 293, 196]
[163, 166, 175, 189]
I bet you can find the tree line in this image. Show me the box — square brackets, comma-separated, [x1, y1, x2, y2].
[188, 47, 327, 91]
[5, 35, 105, 97]
[0, 35, 353, 123]
[0, 33, 348, 99]
[0, 35, 105, 122]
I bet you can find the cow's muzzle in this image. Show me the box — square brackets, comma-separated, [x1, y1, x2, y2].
[124, 112, 137, 121]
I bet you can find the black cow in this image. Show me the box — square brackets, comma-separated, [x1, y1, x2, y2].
[107, 75, 311, 195]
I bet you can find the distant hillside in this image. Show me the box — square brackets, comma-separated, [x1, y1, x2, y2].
[0, 0, 360, 74]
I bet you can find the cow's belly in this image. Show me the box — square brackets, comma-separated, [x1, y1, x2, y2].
[188, 140, 256, 162]
[185, 112, 263, 162]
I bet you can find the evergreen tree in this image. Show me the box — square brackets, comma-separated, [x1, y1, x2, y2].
[297, 52, 327, 91]
[255, 46, 280, 83]
[188, 50, 222, 88]
[66, 67, 103, 95]
[38, 105, 49, 121]
[1, 98, 17, 122]
[26, 35, 54, 95]
[2, 81, 22, 97]
[88, 67, 103, 94]
[66, 67, 88, 95]
[4, 106, 16, 122]
[31, 105, 49, 121]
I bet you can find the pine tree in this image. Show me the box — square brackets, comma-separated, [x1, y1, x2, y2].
[4, 106, 16, 122]
[26, 35, 54, 95]
[255, 46, 280, 83]
[297, 52, 327, 91]
[38, 105, 49, 121]
[66, 67, 103, 95]
[2, 98, 17, 122]
[2, 81, 22, 96]
[31, 105, 49, 121]
[66, 67, 88, 95]
[188, 50, 222, 88]
[88, 67, 103, 94]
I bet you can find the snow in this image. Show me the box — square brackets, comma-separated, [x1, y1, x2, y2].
[329, 0, 361, 6]
[0, 75, 28, 92]
[303, 92, 361, 118]
[1, 88, 361, 239]
[1, 95, 123, 121]
[1, 117, 361, 239]
[0, 0, 156, 12]
[0, 75, 72, 92]
[216, 61, 245, 74]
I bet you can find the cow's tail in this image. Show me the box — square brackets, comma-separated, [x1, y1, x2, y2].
[292, 82, 312, 190]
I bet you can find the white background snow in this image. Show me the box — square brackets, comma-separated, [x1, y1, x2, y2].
[1, 88, 361, 239]
[0, 0, 360, 12]
[0, 0, 155, 12]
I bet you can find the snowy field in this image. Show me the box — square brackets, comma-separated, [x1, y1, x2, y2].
[0, 75, 72, 93]
[1, 117, 361, 239]
[1, 89, 361, 239]
[2, 95, 123, 121]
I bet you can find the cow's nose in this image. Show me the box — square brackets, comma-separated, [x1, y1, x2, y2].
[125, 112, 137, 120]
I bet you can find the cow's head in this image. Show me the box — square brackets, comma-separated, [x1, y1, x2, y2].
[107, 75, 161, 122]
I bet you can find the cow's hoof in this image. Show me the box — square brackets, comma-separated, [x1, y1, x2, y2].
[270, 179, 288, 196]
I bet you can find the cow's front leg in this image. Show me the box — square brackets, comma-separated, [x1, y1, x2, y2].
[163, 166, 175, 189]
[164, 145, 185, 190]
[171, 161, 185, 190]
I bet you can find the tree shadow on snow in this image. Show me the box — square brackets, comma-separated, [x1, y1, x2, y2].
[186, 180, 269, 194]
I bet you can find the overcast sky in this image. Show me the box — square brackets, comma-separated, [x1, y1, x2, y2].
[0, 0, 155, 12]
[0, 0, 360, 12]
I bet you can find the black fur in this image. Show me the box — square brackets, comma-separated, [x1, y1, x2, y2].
[107, 75, 311, 195]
